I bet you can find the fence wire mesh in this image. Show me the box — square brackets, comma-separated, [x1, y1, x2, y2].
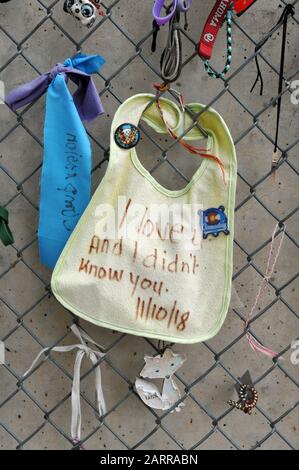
[0, 0, 298, 451]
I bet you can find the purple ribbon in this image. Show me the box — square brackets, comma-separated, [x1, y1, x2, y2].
[153, 0, 192, 26]
[5, 55, 104, 121]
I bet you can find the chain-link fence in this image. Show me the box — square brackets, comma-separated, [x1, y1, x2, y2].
[0, 0, 298, 450]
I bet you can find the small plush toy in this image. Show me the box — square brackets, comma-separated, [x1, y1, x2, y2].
[63, 0, 103, 28]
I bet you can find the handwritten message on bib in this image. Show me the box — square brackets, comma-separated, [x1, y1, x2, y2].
[76, 198, 203, 333]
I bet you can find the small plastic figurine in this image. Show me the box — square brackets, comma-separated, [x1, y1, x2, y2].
[63, 0, 102, 28]
[199, 205, 230, 239]
[135, 349, 186, 412]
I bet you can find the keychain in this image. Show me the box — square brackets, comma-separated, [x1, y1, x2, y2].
[63, 0, 104, 28]
[152, 0, 192, 27]
[152, 1, 192, 84]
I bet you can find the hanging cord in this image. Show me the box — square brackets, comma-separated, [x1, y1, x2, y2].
[250, 4, 295, 174]
[244, 223, 286, 359]
[204, 8, 233, 80]
[250, 4, 294, 95]
[153, 83, 226, 182]
[152, 20, 160, 53]
[160, 9, 183, 83]
[0, 206, 14, 246]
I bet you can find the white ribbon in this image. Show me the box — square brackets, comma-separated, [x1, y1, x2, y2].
[0, 340, 5, 365]
[24, 324, 106, 443]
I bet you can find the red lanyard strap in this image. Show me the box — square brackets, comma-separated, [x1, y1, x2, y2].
[198, 0, 258, 60]
[198, 0, 232, 60]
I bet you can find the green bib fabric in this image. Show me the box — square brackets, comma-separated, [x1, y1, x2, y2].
[51, 94, 237, 344]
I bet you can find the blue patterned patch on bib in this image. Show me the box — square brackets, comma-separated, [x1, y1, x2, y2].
[199, 206, 230, 239]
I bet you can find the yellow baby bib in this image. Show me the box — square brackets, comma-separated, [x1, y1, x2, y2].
[51, 94, 237, 344]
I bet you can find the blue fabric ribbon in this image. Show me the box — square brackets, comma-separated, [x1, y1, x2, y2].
[5, 54, 105, 268]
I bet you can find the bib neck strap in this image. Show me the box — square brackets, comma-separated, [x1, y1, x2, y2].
[110, 94, 235, 186]
[111, 94, 208, 143]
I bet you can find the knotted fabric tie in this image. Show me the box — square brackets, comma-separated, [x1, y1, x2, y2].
[5, 54, 105, 268]
[0, 205, 14, 246]
[24, 324, 106, 447]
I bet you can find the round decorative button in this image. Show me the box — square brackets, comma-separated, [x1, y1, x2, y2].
[114, 123, 140, 150]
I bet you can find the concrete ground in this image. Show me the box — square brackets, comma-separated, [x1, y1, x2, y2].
[0, 0, 298, 450]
